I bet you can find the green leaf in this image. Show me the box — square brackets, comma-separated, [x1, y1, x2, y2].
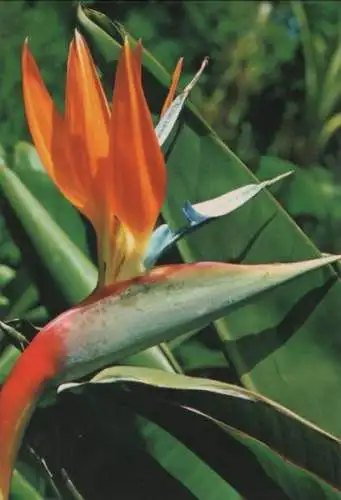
[11, 470, 44, 500]
[171, 336, 229, 375]
[121, 346, 182, 372]
[60, 387, 241, 500]
[78, 7, 341, 437]
[256, 156, 341, 252]
[131, 415, 243, 500]
[60, 366, 341, 499]
[0, 164, 97, 308]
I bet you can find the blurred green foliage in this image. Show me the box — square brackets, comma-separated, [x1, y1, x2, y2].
[2, 0, 341, 169]
[0, 0, 69, 149]
[104, 1, 341, 171]
[100, 0, 299, 165]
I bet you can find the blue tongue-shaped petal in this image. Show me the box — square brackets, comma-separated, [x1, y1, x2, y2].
[144, 224, 198, 269]
[185, 171, 293, 222]
[144, 171, 293, 269]
[144, 225, 177, 269]
[182, 201, 208, 225]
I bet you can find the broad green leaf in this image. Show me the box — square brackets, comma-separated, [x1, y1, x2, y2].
[171, 337, 229, 375]
[60, 366, 341, 499]
[133, 415, 241, 500]
[168, 326, 234, 383]
[122, 346, 182, 372]
[256, 156, 341, 251]
[0, 165, 97, 307]
[78, 7, 341, 437]
[20, 336, 238, 500]
[81, 389, 241, 500]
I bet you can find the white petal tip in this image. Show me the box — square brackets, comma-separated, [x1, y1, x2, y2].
[57, 382, 81, 394]
[184, 57, 209, 95]
[262, 170, 294, 188]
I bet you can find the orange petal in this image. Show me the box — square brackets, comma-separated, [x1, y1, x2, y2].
[133, 39, 143, 82]
[66, 31, 111, 223]
[22, 40, 84, 210]
[160, 57, 184, 117]
[109, 38, 166, 236]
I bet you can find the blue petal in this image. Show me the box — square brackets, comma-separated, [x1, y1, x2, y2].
[189, 171, 293, 220]
[144, 225, 178, 269]
[182, 201, 209, 225]
[144, 171, 293, 268]
[144, 220, 207, 269]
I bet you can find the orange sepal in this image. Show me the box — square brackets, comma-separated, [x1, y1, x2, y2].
[109, 38, 166, 236]
[160, 57, 184, 117]
[22, 40, 84, 211]
[66, 32, 111, 224]
[133, 39, 143, 81]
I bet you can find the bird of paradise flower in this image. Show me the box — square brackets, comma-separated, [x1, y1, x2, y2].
[0, 32, 340, 500]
